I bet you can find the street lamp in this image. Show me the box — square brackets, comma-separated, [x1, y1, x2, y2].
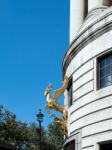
[36, 109, 44, 150]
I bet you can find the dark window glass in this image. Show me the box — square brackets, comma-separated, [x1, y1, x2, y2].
[64, 140, 75, 150]
[98, 53, 112, 89]
[68, 80, 73, 107]
[100, 142, 112, 150]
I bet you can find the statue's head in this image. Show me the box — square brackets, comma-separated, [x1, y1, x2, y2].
[44, 85, 52, 96]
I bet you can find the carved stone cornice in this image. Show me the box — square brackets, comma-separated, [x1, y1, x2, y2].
[63, 8, 112, 76]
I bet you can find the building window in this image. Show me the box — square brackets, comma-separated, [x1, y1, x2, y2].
[98, 52, 112, 89]
[67, 79, 73, 107]
[100, 142, 112, 150]
[64, 140, 75, 150]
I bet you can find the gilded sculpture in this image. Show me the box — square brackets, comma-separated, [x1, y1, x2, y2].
[44, 76, 68, 137]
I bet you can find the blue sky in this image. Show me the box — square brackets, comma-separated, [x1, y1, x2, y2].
[0, 0, 69, 127]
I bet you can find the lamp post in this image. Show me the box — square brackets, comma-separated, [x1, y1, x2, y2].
[36, 109, 44, 150]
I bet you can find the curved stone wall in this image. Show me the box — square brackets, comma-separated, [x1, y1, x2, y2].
[63, 7, 112, 150]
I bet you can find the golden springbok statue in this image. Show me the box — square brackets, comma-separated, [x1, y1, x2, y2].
[44, 76, 68, 137]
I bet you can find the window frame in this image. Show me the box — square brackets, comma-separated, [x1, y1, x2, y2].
[97, 51, 112, 90]
[67, 78, 73, 107]
[99, 141, 112, 150]
[64, 140, 75, 150]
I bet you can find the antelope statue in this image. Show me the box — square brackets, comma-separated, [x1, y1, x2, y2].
[44, 76, 68, 137]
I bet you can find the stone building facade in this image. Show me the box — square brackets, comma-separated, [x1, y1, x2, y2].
[63, 0, 112, 150]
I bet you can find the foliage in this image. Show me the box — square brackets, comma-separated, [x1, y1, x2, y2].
[0, 105, 29, 149]
[47, 121, 64, 150]
[0, 104, 64, 150]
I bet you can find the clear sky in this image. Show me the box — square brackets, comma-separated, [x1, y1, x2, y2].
[0, 0, 69, 127]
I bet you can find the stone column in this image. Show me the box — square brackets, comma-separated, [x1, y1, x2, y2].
[70, 0, 85, 44]
[88, 0, 104, 11]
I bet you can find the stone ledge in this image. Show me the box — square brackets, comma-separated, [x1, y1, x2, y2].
[63, 7, 112, 76]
